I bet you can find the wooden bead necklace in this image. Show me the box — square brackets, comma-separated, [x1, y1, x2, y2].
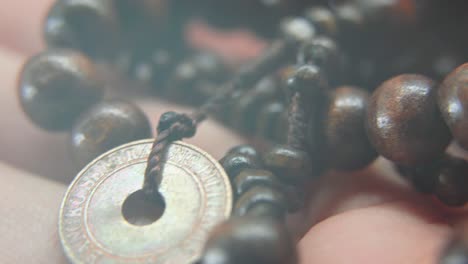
[16, 0, 468, 263]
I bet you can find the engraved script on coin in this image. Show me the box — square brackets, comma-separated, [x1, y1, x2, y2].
[59, 140, 232, 264]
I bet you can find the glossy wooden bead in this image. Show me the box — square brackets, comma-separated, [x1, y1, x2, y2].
[263, 145, 312, 182]
[366, 74, 451, 165]
[297, 37, 339, 69]
[220, 153, 262, 179]
[286, 65, 327, 156]
[226, 145, 260, 161]
[129, 49, 175, 89]
[44, 3, 79, 50]
[235, 186, 288, 217]
[396, 163, 439, 194]
[297, 37, 340, 85]
[305, 7, 338, 36]
[279, 16, 315, 43]
[19, 50, 103, 131]
[438, 63, 468, 150]
[234, 169, 281, 196]
[324, 86, 377, 170]
[70, 100, 152, 168]
[435, 156, 468, 207]
[44, 0, 120, 59]
[199, 216, 295, 264]
[246, 202, 286, 219]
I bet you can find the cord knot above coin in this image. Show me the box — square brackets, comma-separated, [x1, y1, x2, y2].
[157, 111, 197, 139]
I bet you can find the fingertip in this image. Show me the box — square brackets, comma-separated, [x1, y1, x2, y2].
[0, 0, 52, 54]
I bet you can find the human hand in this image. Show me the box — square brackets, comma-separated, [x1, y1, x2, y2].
[0, 1, 465, 263]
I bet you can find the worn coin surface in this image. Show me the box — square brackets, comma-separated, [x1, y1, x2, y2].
[59, 140, 232, 264]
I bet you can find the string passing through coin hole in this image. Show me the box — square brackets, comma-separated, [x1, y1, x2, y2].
[122, 189, 166, 226]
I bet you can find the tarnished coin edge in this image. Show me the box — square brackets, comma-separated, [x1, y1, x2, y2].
[58, 139, 232, 263]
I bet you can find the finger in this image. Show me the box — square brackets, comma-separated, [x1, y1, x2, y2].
[0, 0, 51, 54]
[0, 47, 76, 182]
[296, 158, 462, 263]
[0, 162, 67, 264]
[298, 200, 452, 264]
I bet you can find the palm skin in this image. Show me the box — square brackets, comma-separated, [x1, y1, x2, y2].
[0, 1, 464, 263]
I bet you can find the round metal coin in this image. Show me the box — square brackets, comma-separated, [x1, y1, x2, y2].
[59, 140, 232, 264]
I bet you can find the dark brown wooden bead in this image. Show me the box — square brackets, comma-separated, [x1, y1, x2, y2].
[226, 145, 260, 161]
[396, 163, 439, 194]
[246, 202, 286, 219]
[256, 102, 286, 141]
[19, 50, 103, 131]
[220, 153, 262, 179]
[234, 169, 281, 196]
[438, 63, 468, 150]
[235, 186, 287, 217]
[279, 16, 315, 43]
[127, 49, 176, 90]
[199, 216, 295, 264]
[440, 235, 468, 264]
[304, 7, 338, 37]
[263, 145, 312, 182]
[44, 3, 79, 51]
[44, 0, 120, 59]
[285, 65, 327, 163]
[297, 37, 339, 69]
[435, 156, 468, 207]
[366, 74, 452, 165]
[324, 86, 377, 170]
[70, 100, 152, 168]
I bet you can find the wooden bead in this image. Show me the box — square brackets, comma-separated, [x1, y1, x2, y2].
[43, 3, 79, 50]
[18, 50, 103, 131]
[279, 16, 315, 43]
[234, 169, 281, 196]
[220, 153, 262, 179]
[129, 49, 175, 89]
[297, 37, 339, 69]
[435, 156, 468, 207]
[304, 7, 338, 37]
[396, 163, 439, 194]
[44, 0, 120, 59]
[286, 65, 327, 155]
[366, 74, 451, 165]
[235, 186, 287, 217]
[324, 86, 377, 170]
[246, 202, 286, 219]
[438, 63, 468, 150]
[263, 145, 312, 182]
[226, 145, 260, 160]
[70, 100, 152, 169]
[199, 216, 295, 264]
